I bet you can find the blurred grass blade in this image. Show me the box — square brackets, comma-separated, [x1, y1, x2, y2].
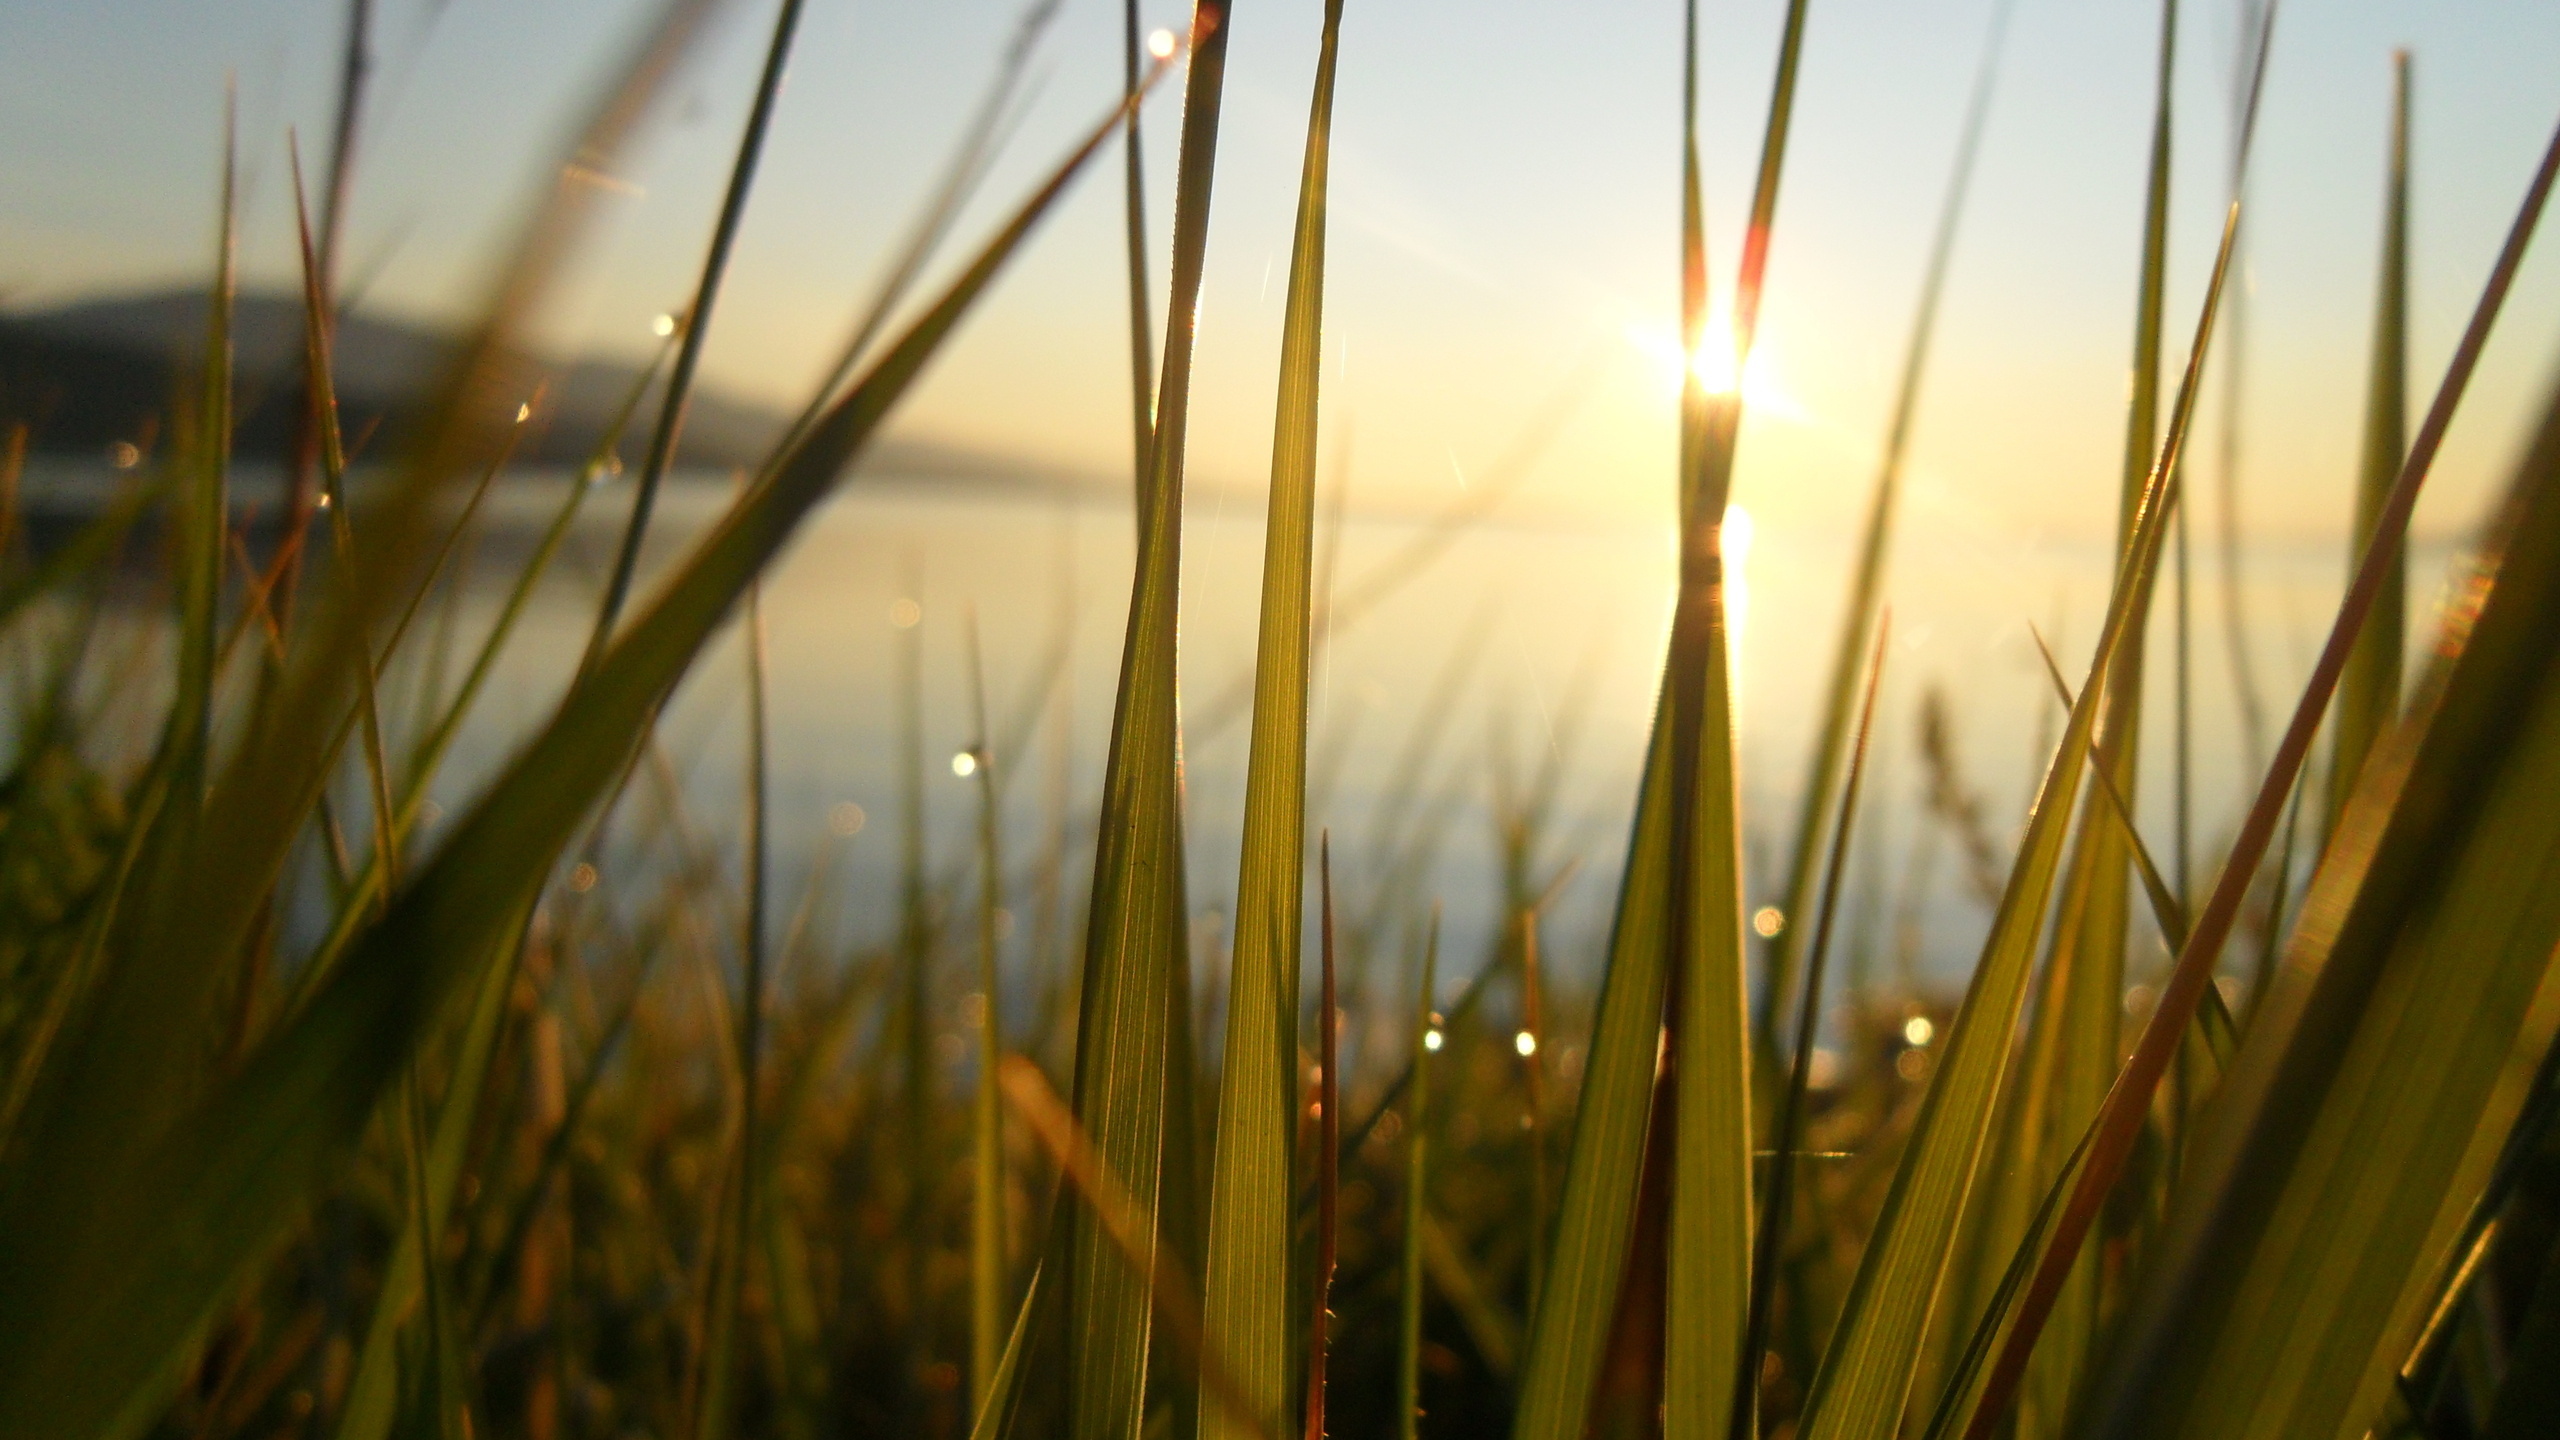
[1795, 11, 2268, 1407]
[2329, 50, 2411, 831]
[1665, 1, 1807, 1434]
[1732, 617, 1886, 1440]
[1396, 907, 1440, 1440]
[1962, 94, 2560, 1440]
[1199, 3, 1342, 1434]
[1005, 10, 1224, 1440]
[2072, 364, 2560, 1440]
[1304, 838, 1341, 1440]
[969, 606, 1009, 1421]
[0, 65, 1143, 1440]
[585, 0, 809, 666]
[693, 584, 771, 1440]
[0, 8, 726, 1375]
[2018, 4, 2179, 1420]
[1122, 0, 1156, 479]
[1759, 0, 2010, 1049]
[169, 96, 235, 818]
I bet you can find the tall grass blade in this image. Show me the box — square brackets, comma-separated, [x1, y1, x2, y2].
[1304, 837, 1340, 1440]
[586, 0, 809, 665]
[1123, 0, 1156, 479]
[1759, 0, 2009, 1049]
[1959, 82, 2560, 1440]
[1032, 11, 1225, 1438]
[1732, 617, 1886, 1440]
[693, 584, 771, 1440]
[1797, 11, 2276, 1424]
[2072, 362, 2560, 1440]
[2018, 5, 2179, 1420]
[969, 606, 1010, 1421]
[2329, 50, 2411, 831]
[1199, 2, 1342, 1432]
[1665, 1, 1807, 1433]
[0, 65, 1139, 1440]
[1396, 908, 1440, 1440]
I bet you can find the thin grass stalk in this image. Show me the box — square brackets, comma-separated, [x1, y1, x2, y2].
[277, 0, 371, 609]
[1798, 12, 2276, 1425]
[290, 144, 402, 893]
[1758, 0, 2010, 1049]
[895, 567, 934, 1423]
[2330, 50, 2411, 833]
[1304, 837, 1340, 1440]
[0, 64, 1139, 1440]
[1012, 12, 1227, 1440]
[777, 0, 1062, 460]
[1519, 912, 1549, 1323]
[170, 97, 234, 819]
[2214, 0, 2274, 783]
[1954, 79, 2560, 1440]
[586, 0, 809, 666]
[1199, 1, 1342, 1431]
[1124, 0, 1156, 478]
[1664, 4, 1810, 1435]
[693, 584, 770, 1440]
[968, 606, 1009, 1422]
[1395, 907, 1440, 1440]
[1732, 617, 1886, 1440]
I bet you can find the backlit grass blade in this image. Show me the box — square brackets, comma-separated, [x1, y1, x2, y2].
[0, 2, 724, 1340]
[2017, 5, 2179, 1421]
[968, 607, 1009, 1421]
[1665, 1, 1806, 1434]
[585, 0, 809, 665]
[2070, 363, 2560, 1440]
[1758, 0, 2009, 1049]
[1395, 908, 1440, 1440]
[692, 584, 771, 1440]
[1303, 837, 1341, 1440]
[1797, 12, 2269, 1419]
[1960, 94, 2560, 1440]
[1122, 0, 1156, 479]
[1198, 1, 1342, 1432]
[167, 96, 234, 820]
[2328, 50, 2411, 830]
[1027, 11, 1224, 1439]
[0, 70, 1142, 1440]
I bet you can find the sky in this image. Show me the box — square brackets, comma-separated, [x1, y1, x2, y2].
[6, 0, 2560, 551]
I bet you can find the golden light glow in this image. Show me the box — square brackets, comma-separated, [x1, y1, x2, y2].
[1625, 314, 1799, 420]
[1147, 27, 1177, 59]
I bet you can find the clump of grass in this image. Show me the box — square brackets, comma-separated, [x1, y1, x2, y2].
[4, 5, 2560, 1440]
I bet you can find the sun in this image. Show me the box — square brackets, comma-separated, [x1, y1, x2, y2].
[1625, 312, 1801, 420]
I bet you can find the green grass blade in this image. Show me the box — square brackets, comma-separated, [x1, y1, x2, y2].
[2072, 366, 2560, 1440]
[2329, 50, 2411, 830]
[1732, 619, 1886, 1440]
[0, 69, 1139, 1440]
[1797, 38, 2264, 1407]
[1665, 2, 1807, 1434]
[693, 584, 771, 1440]
[1020, 14, 1223, 1439]
[2018, 6, 2179, 1420]
[1396, 909, 1440, 1440]
[169, 96, 235, 818]
[1960, 90, 2560, 1440]
[1198, 2, 1342, 1433]
[969, 608, 1009, 1421]
[1759, 0, 2010, 1049]
[584, 0, 809, 667]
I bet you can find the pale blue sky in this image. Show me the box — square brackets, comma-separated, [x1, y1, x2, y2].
[6, 0, 2560, 547]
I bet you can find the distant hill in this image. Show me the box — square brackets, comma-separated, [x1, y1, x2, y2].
[0, 288, 1104, 491]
